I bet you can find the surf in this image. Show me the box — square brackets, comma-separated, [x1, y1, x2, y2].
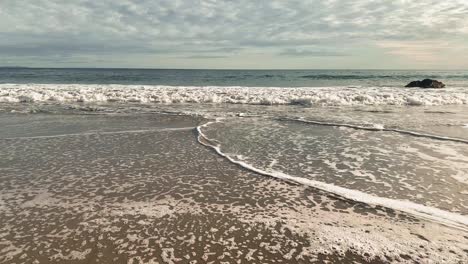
[1, 83, 468, 106]
[196, 120, 468, 231]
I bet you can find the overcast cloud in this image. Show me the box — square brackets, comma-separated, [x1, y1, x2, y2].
[1, 0, 468, 68]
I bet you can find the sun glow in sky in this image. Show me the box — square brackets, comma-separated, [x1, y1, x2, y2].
[1, 0, 468, 69]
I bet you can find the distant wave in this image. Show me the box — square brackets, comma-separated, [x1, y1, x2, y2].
[221, 74, 282, 79]
[0, 83, 467, 106]
[300, 74, 396, 79]
[196, 120, 468, 231]
[300, 74, 468, 79]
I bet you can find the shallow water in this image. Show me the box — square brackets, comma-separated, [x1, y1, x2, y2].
[201, 117, 468, 226]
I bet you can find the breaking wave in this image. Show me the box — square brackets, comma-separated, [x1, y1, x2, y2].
[1, 83, 467, 106]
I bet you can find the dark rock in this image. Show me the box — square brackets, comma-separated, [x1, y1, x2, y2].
[405, 81, 422, 87]
[405, 79, 445, 88]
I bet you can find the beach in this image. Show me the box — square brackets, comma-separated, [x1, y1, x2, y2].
[0, 102, 467, 263]
[0, 69, 467, 263]
[2, 0, 468, 261]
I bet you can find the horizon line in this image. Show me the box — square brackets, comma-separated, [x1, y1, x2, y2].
[0, 66, 467, 71]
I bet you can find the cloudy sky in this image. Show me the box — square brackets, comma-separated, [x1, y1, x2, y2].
[1, 0, 468, 69]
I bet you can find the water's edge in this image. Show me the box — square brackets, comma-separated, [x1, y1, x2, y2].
[196, 119, 468, 231]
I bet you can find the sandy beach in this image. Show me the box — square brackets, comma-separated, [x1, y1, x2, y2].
[1, 109, 466, 263]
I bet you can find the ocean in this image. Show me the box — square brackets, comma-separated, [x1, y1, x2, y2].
[0, 68, 467, 263]
[1, 68, 468, 88]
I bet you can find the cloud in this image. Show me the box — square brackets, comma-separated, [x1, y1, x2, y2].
[183, 55, 229, 59]
[377, 39, 468, 67]
[0, 0, 467, 68]
[377, 41, 449, 62]
[279, 48, 348, 57]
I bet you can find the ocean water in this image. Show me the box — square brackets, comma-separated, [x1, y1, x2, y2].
[1, 68, 468, 87]
[1, 68, 468, 262]
[1, 68, 468, 107]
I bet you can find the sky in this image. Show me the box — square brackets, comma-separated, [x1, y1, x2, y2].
[1, 0, 468, 69]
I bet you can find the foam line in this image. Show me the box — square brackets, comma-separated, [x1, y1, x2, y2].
[281, 117, 468, 144]
[278, 118, 384, 131]
[387, 128, 468, 144]
[196, 121, 468, 231]
[0, 127, 194, 140]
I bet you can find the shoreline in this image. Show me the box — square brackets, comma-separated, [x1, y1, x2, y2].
[0, 111, 467, 263]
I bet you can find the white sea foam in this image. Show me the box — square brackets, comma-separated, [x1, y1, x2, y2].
[283, 117, 468, 144]
[1, 83, 468, 106]
[196, 121, 468, 231]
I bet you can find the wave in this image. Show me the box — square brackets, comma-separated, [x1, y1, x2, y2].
[280, 117, 468, 144]
[196, 120, 468, 231]
[1, 83, 467, 106]
[300, 74, 468, 80]
[0, 127, 194, 140]
[300, 74, 396, 79]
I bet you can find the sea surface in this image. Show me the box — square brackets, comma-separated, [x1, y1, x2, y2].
[1, 68, 468, 88]
[0, 68, 467, 263]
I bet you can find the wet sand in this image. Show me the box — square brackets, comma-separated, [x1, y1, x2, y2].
[0, 112, 467, 263]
